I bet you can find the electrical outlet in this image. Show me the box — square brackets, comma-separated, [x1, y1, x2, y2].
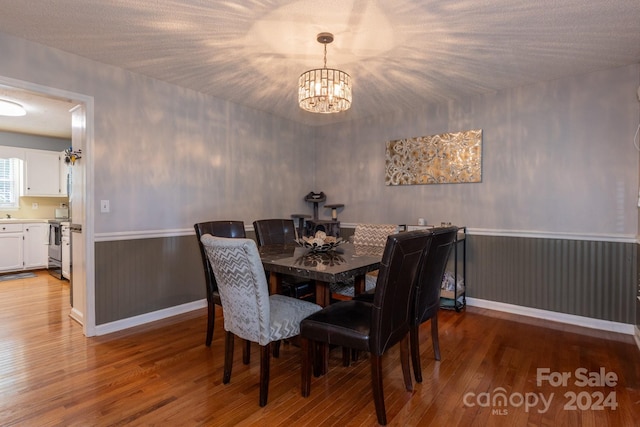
[100, 200, 110, 213]
[32, 202, 38, 209]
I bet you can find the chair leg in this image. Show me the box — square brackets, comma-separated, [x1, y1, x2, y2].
[342, 347, 351, 367]
[205, 302, 215, 347]
[223, 331, 234, 384]
[410, 324, 422, 383]
[273, 340, 281, 358]
[243, 339, 251, 365]
[431, 315, 441, 361]
[400, 334, 413, 392]
[313, 342, 328, 377]
[259, 343, 271, 407]
[301, 337, 311, 397]
[370, 354, 387, 426]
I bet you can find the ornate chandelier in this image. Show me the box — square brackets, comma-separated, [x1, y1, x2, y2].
[298, 33, 352, 114]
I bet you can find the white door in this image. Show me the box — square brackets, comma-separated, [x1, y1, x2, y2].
[69, 104, 86, 327]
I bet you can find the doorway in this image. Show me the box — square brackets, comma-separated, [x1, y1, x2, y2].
[0, 75, 95, 336]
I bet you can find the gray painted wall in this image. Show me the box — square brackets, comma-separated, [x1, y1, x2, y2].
[1, 31, 638, 328]
[2, 30, 636, 238]
[313, 65, 640, 236]
[92, 227, 636, 325]
[95, 236, 204, 323]
[0, 32, 317, 234]
[467, 235, 636, 324]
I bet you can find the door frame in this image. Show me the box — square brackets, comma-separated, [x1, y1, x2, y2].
[0, 75, 96, 336]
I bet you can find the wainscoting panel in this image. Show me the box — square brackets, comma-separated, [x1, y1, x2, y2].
[467, 235, 637, 324]
[93, 229, 636, 328]
[95, 236, 205, 325]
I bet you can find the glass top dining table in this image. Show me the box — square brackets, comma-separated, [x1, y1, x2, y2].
[258, 243, 384, 307]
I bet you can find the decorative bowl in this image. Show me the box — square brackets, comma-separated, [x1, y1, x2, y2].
[297, 235, 345, 252]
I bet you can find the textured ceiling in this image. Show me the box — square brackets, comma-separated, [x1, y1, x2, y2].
[0, 0, 639, 138]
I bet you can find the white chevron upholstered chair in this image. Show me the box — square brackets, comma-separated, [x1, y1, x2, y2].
[331, 223, 398, 297]
[200, 234, 322, 407]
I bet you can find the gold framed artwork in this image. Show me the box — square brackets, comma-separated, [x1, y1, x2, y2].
[385, 129, 482, 185]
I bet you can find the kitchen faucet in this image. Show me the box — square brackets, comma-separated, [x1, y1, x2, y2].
[5, 214, 10, 219]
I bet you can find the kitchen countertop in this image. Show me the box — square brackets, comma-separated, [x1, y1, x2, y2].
[0, 218, 57, 223]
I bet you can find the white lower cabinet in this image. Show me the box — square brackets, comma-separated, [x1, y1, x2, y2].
[0, 221, 49, 272]
[23, 223, 49, 269]
[0, 224, 24, 272]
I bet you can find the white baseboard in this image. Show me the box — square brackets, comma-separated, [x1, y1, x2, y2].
[92, 296, 635, 339]
[94, 299, 207, 336]
[69, 308, 84, 325]
[466, 297, 635, 335]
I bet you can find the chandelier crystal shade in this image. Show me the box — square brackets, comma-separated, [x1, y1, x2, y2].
[298, 33, 352, 114]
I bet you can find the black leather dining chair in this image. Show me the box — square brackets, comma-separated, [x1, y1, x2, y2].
[410, 225, 458, 382]
[253, 218, 298, 245]
[253, 218, 314, 300]
[194, 220, 246, 347]
[299, 230, 433, 425]
[354, 226, 459, 382]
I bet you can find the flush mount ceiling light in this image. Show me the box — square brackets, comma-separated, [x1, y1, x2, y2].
[0, 99, 26, 117]
[298, 32, 352, 114]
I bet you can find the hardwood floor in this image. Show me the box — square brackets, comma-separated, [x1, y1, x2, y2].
[1, 270, 638, 426]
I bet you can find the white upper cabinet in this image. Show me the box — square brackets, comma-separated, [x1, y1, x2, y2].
[24, 149, 65, 196]
[59, 150, 69, 197]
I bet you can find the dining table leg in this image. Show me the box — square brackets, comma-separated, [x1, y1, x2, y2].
[268, 272, 283, 295]
[353, 275, 366, 295]
[315, 280, 331, 307]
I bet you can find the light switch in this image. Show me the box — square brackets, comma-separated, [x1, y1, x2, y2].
[100, 199, 110, 213]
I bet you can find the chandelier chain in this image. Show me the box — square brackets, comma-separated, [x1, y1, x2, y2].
[323, 43, 327, 69]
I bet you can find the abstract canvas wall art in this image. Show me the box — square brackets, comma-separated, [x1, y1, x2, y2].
[385, 129, 482, 185]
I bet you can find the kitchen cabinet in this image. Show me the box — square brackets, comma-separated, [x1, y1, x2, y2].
[0, 223, 24, 272]
[24, 149, 65, 196]
[0, 221, 50, 272]
[23, 223, 48, 269]
[59, 151, 69, 197]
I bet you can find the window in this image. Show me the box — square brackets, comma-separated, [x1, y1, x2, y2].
[0, 158, 22, 209]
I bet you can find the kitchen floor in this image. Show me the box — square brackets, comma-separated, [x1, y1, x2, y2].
[0, 268, 71, 324]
